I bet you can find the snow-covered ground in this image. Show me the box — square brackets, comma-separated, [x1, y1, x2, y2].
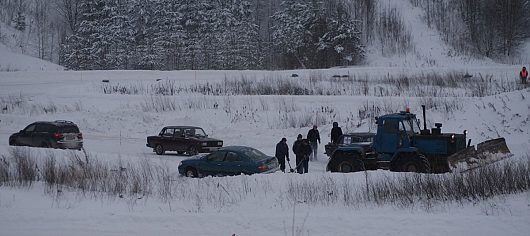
[0, 62, 529, 235]
[1, 2, 530, 232]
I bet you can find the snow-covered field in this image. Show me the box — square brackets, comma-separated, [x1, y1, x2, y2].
[0, 63, 529, 235]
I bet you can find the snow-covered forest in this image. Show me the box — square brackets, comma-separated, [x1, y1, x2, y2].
[1, 0, 529, 70]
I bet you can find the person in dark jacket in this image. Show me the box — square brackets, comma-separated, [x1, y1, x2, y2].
[307, 125, 320, 161]
[331, 122, 343, 144]
[275, 137, 290, 172]
[293, 134, 311, 174]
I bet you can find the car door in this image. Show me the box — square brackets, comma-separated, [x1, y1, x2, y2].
[201, 151, 227, 176]
[161, 128, 175, 151]
[34, 124, 53, 147]
[172, 128, 185, 152]
[223, 151, 249, 175]
[18, 124, 36, 146]
[182, 128, 196, 150]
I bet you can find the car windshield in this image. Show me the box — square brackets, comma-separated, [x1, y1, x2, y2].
[195, 128, 207, 137]
[241, 147, 268, 161]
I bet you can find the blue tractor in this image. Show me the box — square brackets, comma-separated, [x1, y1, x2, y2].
[326, 106, 511, 173]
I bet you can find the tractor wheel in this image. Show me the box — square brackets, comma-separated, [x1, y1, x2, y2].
[155, 144, 165, 155]
[399, 154, 431, 173]
[338, 160, 365, 173]
[331, 151, 364, 173]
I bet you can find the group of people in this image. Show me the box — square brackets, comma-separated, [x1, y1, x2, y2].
[275, 122, 343, 174]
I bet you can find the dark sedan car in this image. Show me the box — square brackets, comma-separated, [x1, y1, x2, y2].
[146, 126, 223, 155]
[178, 146, 279, 177]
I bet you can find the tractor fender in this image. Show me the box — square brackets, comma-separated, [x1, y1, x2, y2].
[389, 147, 420, 170]
[333, 145, 365, 156]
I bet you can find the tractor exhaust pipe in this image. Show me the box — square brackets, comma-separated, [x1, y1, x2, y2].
[422, 105, 427, 131]
[421, 105, 430, 135]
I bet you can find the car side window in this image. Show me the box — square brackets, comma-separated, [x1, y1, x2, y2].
[207, 151, 226, 161]
[343, 136, 352, 144]
[36, 124, 54, 133]
[35, 124, 46, 132]
[174, 128, 182, 137]
[24, 124, 36, 132]
[225, 152, 242, 162]
[162, 128, 174, 137]
[183, 128, 195, 137]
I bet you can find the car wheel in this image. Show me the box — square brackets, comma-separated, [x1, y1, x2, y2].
[155, 144, 165, 155]
[177, 151, 184, 155]
[185, 167, 198, 178]
[187, 146, 198, 156]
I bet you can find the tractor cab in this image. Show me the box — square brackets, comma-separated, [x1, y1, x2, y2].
[373, 110, 421, 163]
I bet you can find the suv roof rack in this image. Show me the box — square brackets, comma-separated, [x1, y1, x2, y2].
[54, 120, 74, 124]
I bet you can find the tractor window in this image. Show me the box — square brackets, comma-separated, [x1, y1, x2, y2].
[401, 120, 416, 135]
[383, 120, 399, 133]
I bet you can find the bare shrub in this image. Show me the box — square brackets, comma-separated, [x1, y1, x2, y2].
[11, 148, 37, 186]
[140, 95, 177, 112]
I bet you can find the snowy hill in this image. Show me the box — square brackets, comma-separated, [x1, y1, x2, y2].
[0, 42, 63, 71]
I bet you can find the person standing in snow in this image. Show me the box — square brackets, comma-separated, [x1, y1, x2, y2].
[307, 125, 320, 161]
[520, 66, 528, 84]
[293, 134, 312, 174]
[330, 122, 343, 144]
[275, 137, 290, 172]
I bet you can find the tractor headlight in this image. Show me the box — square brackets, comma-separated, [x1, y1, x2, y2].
[451, 134, 455, 140]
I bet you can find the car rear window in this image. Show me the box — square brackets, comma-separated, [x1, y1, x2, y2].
[242, 148, 268, 161]
[58, 125, 79, 133]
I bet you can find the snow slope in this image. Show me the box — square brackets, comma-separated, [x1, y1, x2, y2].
[0, 42, 63, 71]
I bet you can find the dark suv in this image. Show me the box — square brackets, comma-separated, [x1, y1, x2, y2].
[9, 120, 83, 150]
[146, 126, 223, 155]
[324, 132, 375, 157]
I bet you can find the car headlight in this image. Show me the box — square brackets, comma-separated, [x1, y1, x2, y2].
[201, 142, 207, 146]
[217, 142, 223, 146]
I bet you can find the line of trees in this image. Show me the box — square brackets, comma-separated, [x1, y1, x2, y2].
[0, 0, 401, 70]
[410, 0, 530, 58]
[59, 0, 366, 70]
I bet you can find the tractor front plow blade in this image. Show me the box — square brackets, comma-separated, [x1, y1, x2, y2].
[447, 138, 513, 172]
